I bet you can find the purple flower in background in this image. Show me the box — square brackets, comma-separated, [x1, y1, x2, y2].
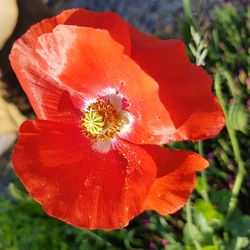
[247, 99, 250, 112]
[141, 218, 151, 225]
[229, 98, 236, 105]
[149, 242, 157, 250]
[246, 181, 250, 188]
[246, 78, 250, 86]
[207, 152, 214, 160]
[161, 239, 169, 246]
[226, 174, 234, 189]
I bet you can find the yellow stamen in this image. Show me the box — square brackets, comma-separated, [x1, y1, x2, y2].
[81, 99, 125, 142]
[82, 111, 105, 135]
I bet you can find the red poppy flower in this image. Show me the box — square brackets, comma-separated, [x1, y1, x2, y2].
[10, 9, 225, 229]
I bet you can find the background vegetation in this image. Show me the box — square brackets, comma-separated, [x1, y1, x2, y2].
[0, 1, 249, 249]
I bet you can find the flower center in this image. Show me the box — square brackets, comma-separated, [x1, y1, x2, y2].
[81, 98, 127, 142]
[83, 111, 105, 135]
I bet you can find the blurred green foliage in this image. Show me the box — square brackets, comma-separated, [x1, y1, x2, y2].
[1, 2, 250, 250]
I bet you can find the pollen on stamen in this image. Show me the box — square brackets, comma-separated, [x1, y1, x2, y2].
[83, 111, 105, 135]
[81, 96, 131, 145]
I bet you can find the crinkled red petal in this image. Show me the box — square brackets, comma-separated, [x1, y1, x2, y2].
[12, 120, 156, 229]
[64, 8, 131, 55]
[9, 9, 85, 122]
[129, 25, 225, 142]
[142, 145, 208, 214]
[9, 8, 130, 121]
[35, 25, 175, 144]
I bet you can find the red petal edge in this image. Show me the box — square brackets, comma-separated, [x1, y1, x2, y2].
[141, 145, 208, 214]
[9, 8, 131, 120]
[12, 120, 156, 229]
[129, 25, 225, 142]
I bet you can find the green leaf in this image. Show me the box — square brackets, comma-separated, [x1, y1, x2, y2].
[194, 213, 214, 245]
[212, 29, 219, 48]
[190, 26, 201, 46]
[197, 40, 205, 54]
[194, 199, 224, 229]
[201, 246, 217, 250]
[8, 183, 27, 201]
[228, 103, 249, 134]
[225, 210, 250, 236]
[166, 243, 185, 250]
[189, 43, 197, 57]
[182, 0, 193, 22]
[194, 213, 213, 234]
[231, 236, 250, 250]
[195, 176, 203, 196]
[197, 48, 208, 66]
[183, 222, 204, 246]
[210, 190, 231, 213]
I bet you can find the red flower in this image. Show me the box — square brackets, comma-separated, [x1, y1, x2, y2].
[10, 9, 225, 229]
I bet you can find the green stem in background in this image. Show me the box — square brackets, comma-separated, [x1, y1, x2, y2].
[186, 198, 201, 250]
[182, 0, 194, 23]
[165, 215, 184, 231]
[81, 229, 113, 247]
[214, 71, 246, 218]
[222, 70, 238, 100]
[218, 138, 233, 157]
[198, 141, 210, 202]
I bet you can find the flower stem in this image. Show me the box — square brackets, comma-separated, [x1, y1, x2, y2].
[186, 198, 201, 250]
[165, 215, 184, 230]
[198, 141, 210, 202]
[81, 229, 113, 247]
[222, 70, 238, 100]
[214, 72, 246, 217]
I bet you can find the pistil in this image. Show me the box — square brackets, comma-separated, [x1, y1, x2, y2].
[81, 99, 124, 142]
[83, 111, 105, 135]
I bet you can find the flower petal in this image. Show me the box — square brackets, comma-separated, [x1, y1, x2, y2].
[145, 172, 196, 215]
[12, 120, 156, 229]
[129, 25, 225, 142]
[9, 8, 130, 121]
[36, 25, 176, 144]
[64, 8, 131, 55]
[141, 145, 208, 214]
[9, 9, 86, 122]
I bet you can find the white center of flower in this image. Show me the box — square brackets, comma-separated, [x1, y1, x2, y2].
[81, 89, 133, 153]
